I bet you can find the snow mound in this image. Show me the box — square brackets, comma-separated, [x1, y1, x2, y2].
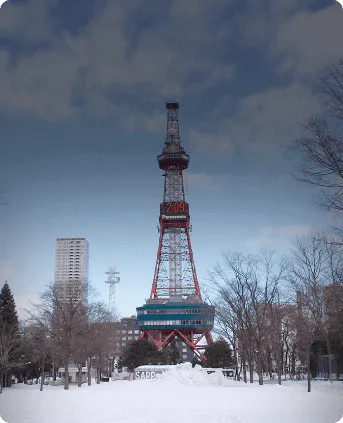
[155, 362, 234, 387]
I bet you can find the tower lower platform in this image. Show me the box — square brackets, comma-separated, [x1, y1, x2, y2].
[137, 297, 215, 361]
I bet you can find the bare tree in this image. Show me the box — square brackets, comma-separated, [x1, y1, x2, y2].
[93, 320, 113, 384]
[33, 281, 95, 390]
[288, 231, 332, 391]
[317, 59, 343, 120]
[294, 58, 343, 219]
[23, 312, 52, 391]
[280, 305, 299, 380]
[295, 117, 343, 214]
[210, 250, 287, 385]
[210, 253, 256, 383]
[0, 324, 20, 393]
[323, 239, 343, 379]
[72, 301, 111, 387]
[214, 303, 241, 380]
[266, 297, 283, 385]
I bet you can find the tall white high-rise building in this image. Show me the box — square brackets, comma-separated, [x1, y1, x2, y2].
[54, 237, 89, 300]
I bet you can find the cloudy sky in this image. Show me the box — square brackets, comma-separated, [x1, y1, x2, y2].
[0, 0, 343, 319]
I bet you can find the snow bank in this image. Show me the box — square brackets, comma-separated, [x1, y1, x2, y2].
[155, 362, 234, 387]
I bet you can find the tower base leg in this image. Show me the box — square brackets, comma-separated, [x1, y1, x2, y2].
[140, 329, 213, 362]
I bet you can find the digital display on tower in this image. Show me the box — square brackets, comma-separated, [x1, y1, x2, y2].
[160, 202, 189, 220]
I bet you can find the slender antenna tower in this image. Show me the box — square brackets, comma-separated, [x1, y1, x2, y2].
[105, 266, 120, 317]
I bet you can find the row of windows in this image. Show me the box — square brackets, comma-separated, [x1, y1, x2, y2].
[114, 339, 139, 347]
[55, 270, 86, 273]
[56, 250, 84, 254]
[57, 240, 83, 244]
[55, 266, 85, 269]
[57, 245, 82, 248]
[121, 329, 140, 334]
[56, 256, 87, 261]
[141, 320, 212, 326]
[121, 336, 139, 341]
[56, 267, 84, 270]
[137, 309, 204, 315]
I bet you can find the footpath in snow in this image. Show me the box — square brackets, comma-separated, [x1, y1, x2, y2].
[0, 363, 343, 423]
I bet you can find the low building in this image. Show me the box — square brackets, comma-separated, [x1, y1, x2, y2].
[58, 360, 88, 383]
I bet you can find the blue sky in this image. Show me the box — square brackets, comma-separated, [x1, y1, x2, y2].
[0, 0, 343, 319]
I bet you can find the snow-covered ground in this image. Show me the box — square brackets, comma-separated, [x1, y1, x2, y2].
[0, 364, 343, 423]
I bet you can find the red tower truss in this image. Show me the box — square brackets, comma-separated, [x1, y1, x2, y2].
[137, 102, 214, 362]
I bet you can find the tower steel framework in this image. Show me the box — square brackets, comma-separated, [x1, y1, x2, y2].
[105, 266, 120, 318]
[137, 102, 214, 361]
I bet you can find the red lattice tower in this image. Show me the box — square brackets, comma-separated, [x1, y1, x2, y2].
[137, 102, 214, 362]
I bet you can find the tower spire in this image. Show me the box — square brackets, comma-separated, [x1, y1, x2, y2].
[166, 102, 181, 146]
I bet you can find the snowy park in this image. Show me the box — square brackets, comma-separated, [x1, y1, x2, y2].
[0, 364, 343, 423]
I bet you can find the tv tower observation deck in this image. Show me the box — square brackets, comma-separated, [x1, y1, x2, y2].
[136, 102, 215, 362]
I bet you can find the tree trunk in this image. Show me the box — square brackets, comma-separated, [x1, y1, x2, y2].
[278, 362, 282, 385]
[243, 361, 247, 383]
[248, 357, 254, 383]
[277, 347, 282, 385]
[291, 347, 296, 377]
[233, 339, 240, 381]
[257, 357, 264, 386]
[96, 365, 101, 384]
[52, 361, 56, 381]
[307, 350, 311, 393]
[325, 337, 333, 383]
[64, 361, 69, 390]
[0, 366, 3, 394]
[87, 357, 92, 386]
[267, 348, 272, 375]
[77, 364, 82, 387]
[284, 344, 289, 381]
[40, 349, 46, 392]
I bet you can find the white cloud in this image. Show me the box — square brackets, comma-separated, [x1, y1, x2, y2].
[245, 224, 313, 251]
[235, 1, 343, 79]
[230, 83, 322, 153]
[191, 83, 322, 158]
[236, 0, 316, 48]
[189, 129, 235, 157]
[0, 0, 52, 41]
[270, 5, 343, 76]
[0, 0, 236, 122]
[185, 172, 229, 191]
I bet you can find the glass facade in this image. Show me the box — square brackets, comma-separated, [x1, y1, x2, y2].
[137, 302, 215, 331]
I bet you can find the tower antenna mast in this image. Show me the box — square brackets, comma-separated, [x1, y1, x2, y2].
[105, 266, 120, 318]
